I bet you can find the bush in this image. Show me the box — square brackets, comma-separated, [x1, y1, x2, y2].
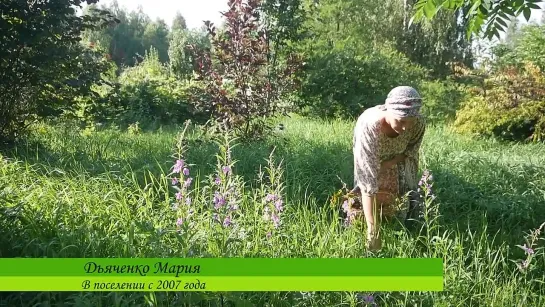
[115, 48, 210, 127]
[492, 24, 545, 73]
[296, 44, 427, 119]
[419, 79, 467, 124]
[194, 0, 301, 140]
[454, 63, 545, 142]
[0, 1, 116, 142]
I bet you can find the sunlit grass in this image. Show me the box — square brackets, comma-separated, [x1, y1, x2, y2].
[0, 116, 544, 306]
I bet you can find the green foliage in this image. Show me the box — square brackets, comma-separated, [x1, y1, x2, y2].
[168, 29, 211, 80]
[297, 44, 427, 119]
[493, 24, 545, 72]
[401, 7, 474, 77]
[82, 2, 171, 67]
[142, 19, 170, 63]
[0, 0, 116, 142]
[300, 0, 473, 79]
[454, 63, 545, 142]
[115, 48, 209, 127]
[194, 0, 302, 140]
[2, 117, 545, 304]
[171, 11, 187, 33]
[412, 0, 544, 39]
[419, 79, 468, 124]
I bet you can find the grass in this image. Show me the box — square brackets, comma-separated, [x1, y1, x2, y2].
[0, 115, 544, 306]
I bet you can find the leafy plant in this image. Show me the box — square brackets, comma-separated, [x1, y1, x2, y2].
[411, 0, 544, 39]
[168, 28, 211, 80]
[419, 79, 468, 124]
[194, 0, 302, 140]
[0, 0, 117, 141]
[114, 48, 210, 127]
[454, 62, 545, 142]
[297, 43, 427, 119]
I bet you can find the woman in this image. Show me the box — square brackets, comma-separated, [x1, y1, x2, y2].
[351, 86, 426, 251]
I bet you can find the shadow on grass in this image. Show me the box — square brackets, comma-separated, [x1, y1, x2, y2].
[2, 129, 353, 207]
[429, 163, 545, 247]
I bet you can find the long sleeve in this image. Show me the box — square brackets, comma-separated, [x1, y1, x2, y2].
[353, 118, 381, 196]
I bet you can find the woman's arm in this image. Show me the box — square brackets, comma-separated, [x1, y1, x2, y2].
[404, 118, 426, 163]
[380, 153, 407, 171]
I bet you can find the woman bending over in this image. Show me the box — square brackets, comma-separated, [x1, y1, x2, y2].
[352, 86, 426, 251]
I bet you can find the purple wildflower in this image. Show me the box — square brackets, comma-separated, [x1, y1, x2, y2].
[356, 293, 376, 306]
[522, 244, 535, 255]
[274, 199, 284, 212]
[214, 177, 221, 185]
[344, 210, 357, 227]
[223, 216, 232, 227]
[213, 192, 226, 209]
[183, 168, 190, 176]
[265, 193, 278, 202]
[213, 213, 219, 222]
[172, 177, 179, 185]
[418, 169, 436, 199]
[342, 200, 350, 213]
[175, 192, 183, 201]
[230, 203, 239, 211]
[185, 197, 192, 206]
[222, 166, 232, 175]
[176, 217, 183, 226]
[272, 214, 280, 228]
[173, 160, 184, 173]
[184, 177, 193, 188]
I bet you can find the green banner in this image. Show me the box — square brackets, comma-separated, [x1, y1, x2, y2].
[0, 276, 443, 291]
[0, 258, 444, 291]
[0, 258, 442, 277]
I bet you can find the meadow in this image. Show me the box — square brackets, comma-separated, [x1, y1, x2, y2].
[1, 115, 544, 306]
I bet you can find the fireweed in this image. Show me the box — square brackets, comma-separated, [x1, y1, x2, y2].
[356, 293, 377, 306]
[209, 132, 243, 230]
[170, 122, 195, 234]
[416, 169, 440, 228]
[258, 149, 286, 239]
[515, 221, 545, 273]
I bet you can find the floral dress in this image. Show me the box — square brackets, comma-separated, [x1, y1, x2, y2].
[352, 105, 426, 221]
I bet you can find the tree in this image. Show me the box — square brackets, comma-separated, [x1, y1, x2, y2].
[194, 0, 301, 139]
[169, 29, 210, 80]
[0, 0, 117, 141]
[400, 1, 474, 75]
[172, 12, 187, 32]
[411, 0, 545, 39]
[143, 19, 170, 63]
[82, 1, 158, 67]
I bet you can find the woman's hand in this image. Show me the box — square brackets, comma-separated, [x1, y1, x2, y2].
[380, 154, 406, 172]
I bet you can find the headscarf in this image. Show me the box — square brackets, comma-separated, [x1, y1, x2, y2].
[384, 86, 422, 118]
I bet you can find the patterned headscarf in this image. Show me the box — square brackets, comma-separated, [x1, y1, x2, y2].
[384, 86, 422, 118]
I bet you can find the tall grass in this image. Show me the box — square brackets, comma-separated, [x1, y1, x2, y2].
[0, 116, 544, 306]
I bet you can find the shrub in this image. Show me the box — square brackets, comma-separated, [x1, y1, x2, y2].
[115, 48, 210, 127]
[0, 1, 116, 142]
[297, 44, 427, 119]
[454, 62, 545, 142]
[194, 0, 302, 140]
[492, 24, 545, 73]
[419, 79, 467, 124]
